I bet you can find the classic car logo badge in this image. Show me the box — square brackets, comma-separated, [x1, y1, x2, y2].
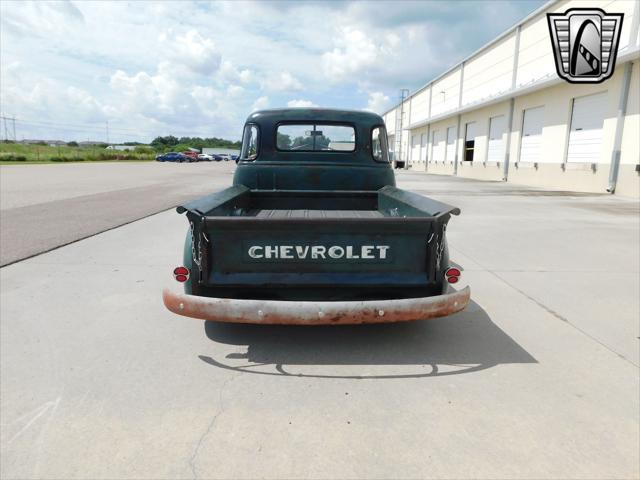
[547, 8, 623, 84]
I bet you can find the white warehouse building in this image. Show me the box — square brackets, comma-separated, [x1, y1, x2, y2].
[383, 0, 639, 197]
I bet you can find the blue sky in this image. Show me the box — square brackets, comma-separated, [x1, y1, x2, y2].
[0, 0, 545, 143]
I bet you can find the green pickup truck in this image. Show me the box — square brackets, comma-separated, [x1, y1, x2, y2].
[163, 108, 470, 324]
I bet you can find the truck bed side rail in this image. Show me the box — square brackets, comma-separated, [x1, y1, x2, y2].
[176, 185, 250, 216]
[378, 186, 461, 218]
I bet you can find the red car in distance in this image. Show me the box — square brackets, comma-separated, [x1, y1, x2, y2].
[182, 151, 199, 161]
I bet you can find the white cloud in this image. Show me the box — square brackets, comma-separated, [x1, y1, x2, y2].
[287, 99, 318, 108]
[227, 85, 245, 98]
[109, 63, 219, 130]
[2, 62, 107, 123]
[252, 96, 269, 111]
[1, 1, 84, 37]
[263, 71, 303, 92]
[219, 60, 252, 85]
[159, 29, 221, 75]
[322, 28, 379, 82]
[365, 91, 391, 114]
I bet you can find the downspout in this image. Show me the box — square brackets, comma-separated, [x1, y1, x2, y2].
[454, 114, 462, 175]
[426, 85, 433, 173]
[504, 25, 521, 182]
[454, 62, 465, 176]
[425, 123, 431, 172]
[503, 98, 516, 181]
[607, 61, 633, 194]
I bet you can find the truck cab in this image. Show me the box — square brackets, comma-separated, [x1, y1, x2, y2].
[233, 109, 396, 191]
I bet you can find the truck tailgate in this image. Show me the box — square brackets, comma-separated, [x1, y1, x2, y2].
[199, 216, 437, 288]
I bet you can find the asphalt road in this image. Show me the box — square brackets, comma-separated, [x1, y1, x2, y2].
[1, 164, 638, 479]
[0, 161, 237, 266]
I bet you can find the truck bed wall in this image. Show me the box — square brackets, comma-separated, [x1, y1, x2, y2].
[177, 186, 460, 218]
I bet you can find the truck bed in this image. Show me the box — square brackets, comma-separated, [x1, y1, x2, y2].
[177, 185, 460, 300]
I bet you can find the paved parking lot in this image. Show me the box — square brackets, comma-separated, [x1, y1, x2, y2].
[0, 161, 236, 266]
[1, 163, 638, 479]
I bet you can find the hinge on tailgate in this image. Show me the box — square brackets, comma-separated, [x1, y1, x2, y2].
[190, 220, 210, 271]
[435, 222, 447, 270]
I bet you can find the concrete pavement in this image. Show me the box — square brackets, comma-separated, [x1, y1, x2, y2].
[0, 167, 638, 479]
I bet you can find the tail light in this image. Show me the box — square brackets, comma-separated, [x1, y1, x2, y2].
[445, 267, 461, 284]
[173, 266, 190, 283]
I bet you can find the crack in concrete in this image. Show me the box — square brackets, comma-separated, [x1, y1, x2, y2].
[188, 372, 241, 480]
[450, 242, 639, 369]
[489, 270, 638, 368]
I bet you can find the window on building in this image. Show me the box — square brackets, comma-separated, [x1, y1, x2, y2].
[464, 122, 476, 162]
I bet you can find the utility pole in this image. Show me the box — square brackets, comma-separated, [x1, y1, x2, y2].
[2, 116, 8, 142]
[106, 120, 110, 145]
[11, 116, 16, 142]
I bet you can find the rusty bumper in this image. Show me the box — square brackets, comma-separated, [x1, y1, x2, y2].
[162, 286, 470, 325]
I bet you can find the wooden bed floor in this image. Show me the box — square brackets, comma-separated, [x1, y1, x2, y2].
[252, 209, 384, 219]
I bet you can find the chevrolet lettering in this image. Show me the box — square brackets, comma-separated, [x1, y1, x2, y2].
[163, 108, 470, 325]
[247, 245, 390, 260]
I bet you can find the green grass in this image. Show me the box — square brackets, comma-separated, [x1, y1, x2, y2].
[0, 142, 155, 164]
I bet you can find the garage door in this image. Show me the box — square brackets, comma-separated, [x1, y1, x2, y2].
[487, 115, 506, 163]
[411, 135, 420, 164]
[519, 106, 544, 163]
[446, 126, 457, 163]
[420, 133, 427, 163]
[431, 130, 444, 162]
[567, 92, 607, 163]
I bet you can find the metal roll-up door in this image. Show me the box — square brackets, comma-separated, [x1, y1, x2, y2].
[411, 135, 420, 164]
[446, 126, 457, 163]
[420, 133, 427, 163]
[520, 106, 544, 163]
[567, 92, 607, 163]
[431, 130, 444, 162]
[487, 115, 506, 163]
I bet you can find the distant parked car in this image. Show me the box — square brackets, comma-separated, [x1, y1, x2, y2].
[156, 152, 190, 162]
[218, 154, 231, 161]
[197, 153, 214, 161]
[182, 151, 199, 162]
[230, 154, 238, 161]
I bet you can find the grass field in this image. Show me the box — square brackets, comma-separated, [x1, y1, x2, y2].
[0, 142, 155, 164]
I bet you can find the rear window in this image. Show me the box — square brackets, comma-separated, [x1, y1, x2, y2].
[240, 124, 259, 160]
[372, 126, 389, 162]
[276, 124, 355, 152]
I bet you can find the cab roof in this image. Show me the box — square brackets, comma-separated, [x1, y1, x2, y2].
[246, 108, 384, 127]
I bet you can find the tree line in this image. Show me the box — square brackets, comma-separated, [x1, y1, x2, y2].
[150, 136, 241, 151]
